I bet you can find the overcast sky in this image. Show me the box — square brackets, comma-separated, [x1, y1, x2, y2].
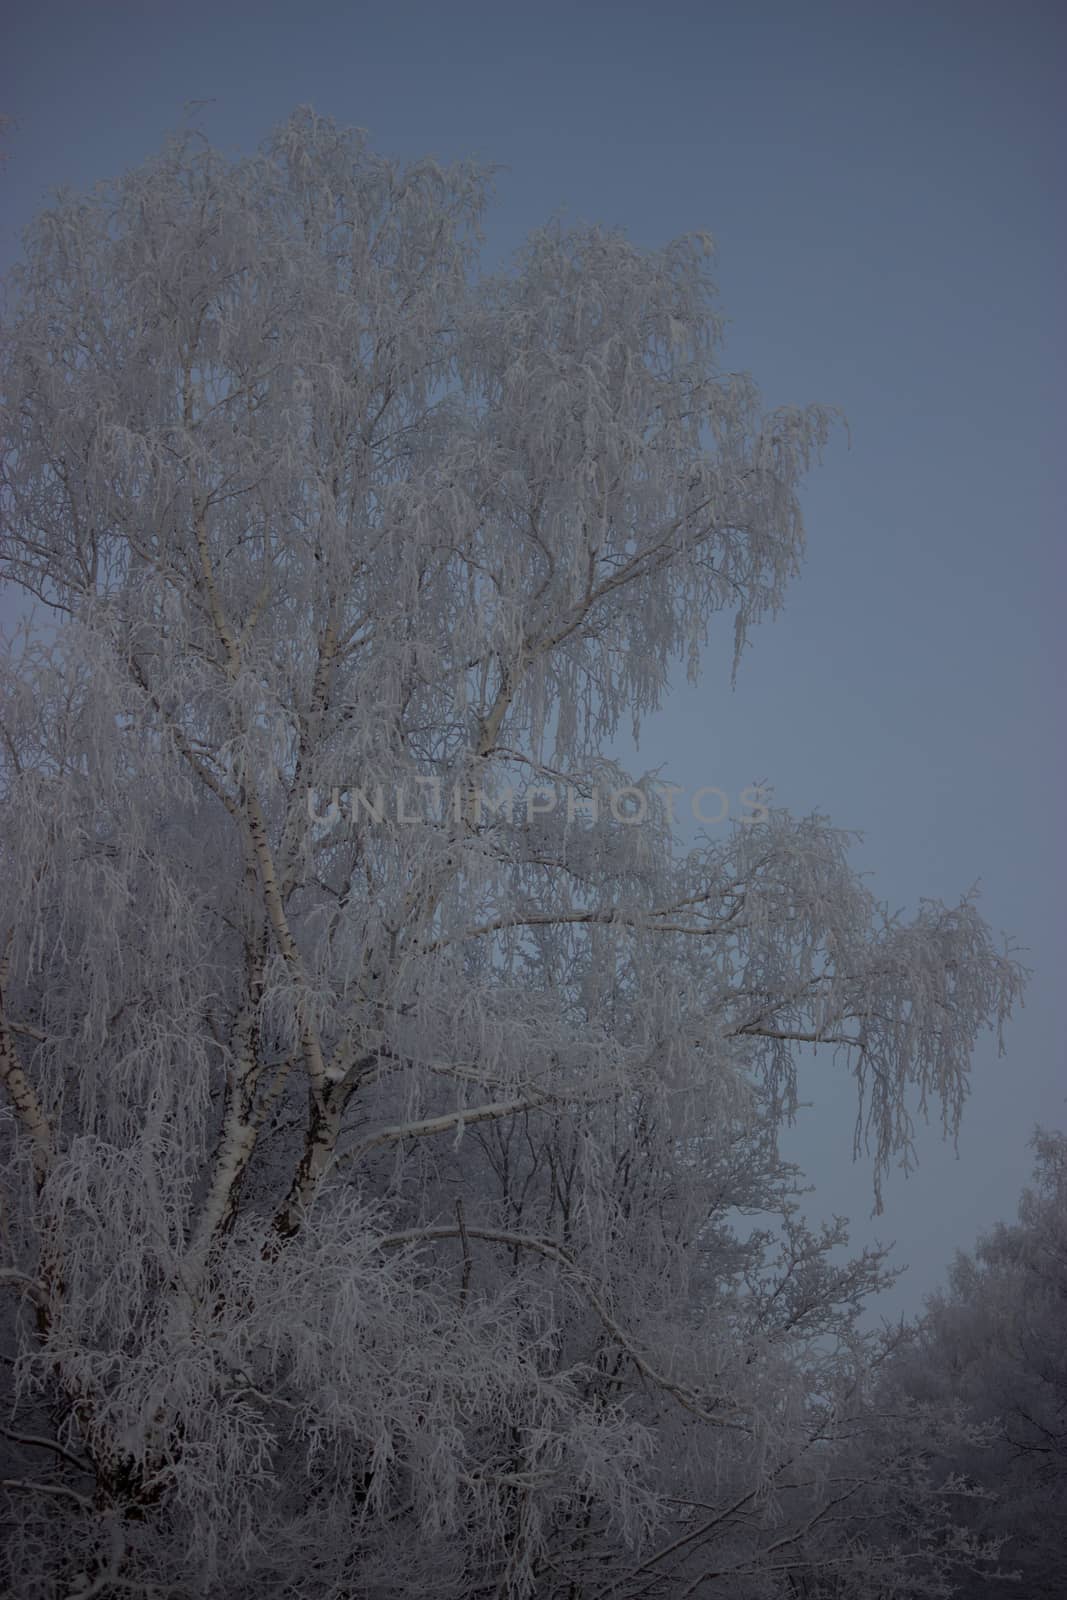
[3, 0, 1064, 1319]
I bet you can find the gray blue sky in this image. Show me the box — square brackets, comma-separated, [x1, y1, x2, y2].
[3, 0, 1064, 1317]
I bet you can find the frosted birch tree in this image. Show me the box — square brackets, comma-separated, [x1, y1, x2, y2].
[0, 109, 1023, 1598]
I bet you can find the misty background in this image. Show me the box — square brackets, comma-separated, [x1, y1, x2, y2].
[2, 0, 1063, 1320]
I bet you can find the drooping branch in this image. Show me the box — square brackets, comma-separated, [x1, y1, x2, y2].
[0, 1425, 92, 1475]
[377, 1224, 751, 1433]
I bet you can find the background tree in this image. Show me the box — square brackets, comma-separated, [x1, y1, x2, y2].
[0, 109, 1023, 1598]
[845, 1129, 1067, 1599]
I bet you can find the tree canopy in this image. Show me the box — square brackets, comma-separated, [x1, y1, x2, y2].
[0, 109, 1025, 1599]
